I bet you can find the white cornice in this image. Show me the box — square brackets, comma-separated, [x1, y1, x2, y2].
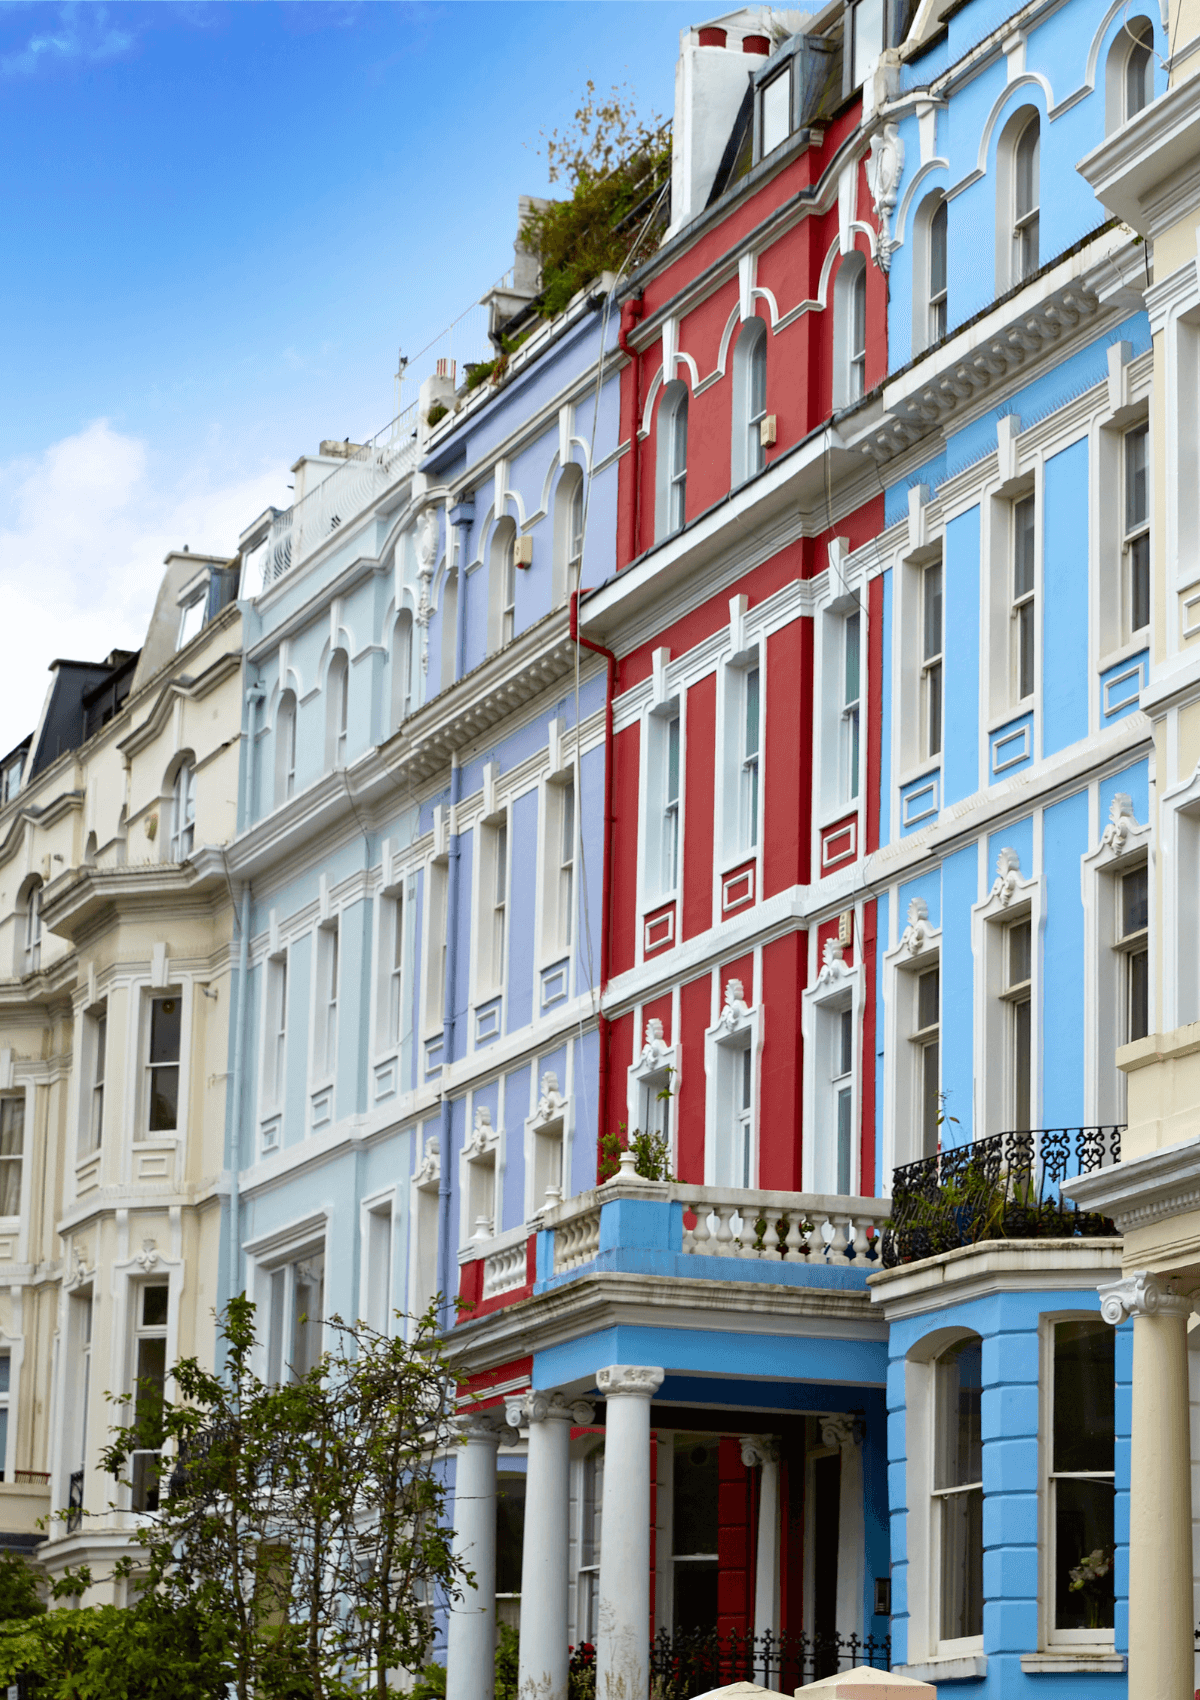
[1078, 70, 1200, 239]
[866, 1237, 1123, 1319]
[1064, 1133, 1200, 1232]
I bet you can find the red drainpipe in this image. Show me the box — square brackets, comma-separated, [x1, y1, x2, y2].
[571, 588, 618, 1177]
[618, 294, 644, 569]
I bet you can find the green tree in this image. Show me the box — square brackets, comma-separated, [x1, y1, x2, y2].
[0, 1296, 465, 1700]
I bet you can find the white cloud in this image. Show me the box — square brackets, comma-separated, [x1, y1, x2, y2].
[0, 419, 285, 755]
[0, 4, 134, 77]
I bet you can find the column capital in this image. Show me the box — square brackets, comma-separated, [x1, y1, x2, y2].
[1099, 1270, 1195, 1325]
[454, 1408, 509, 1445]
[821, 1414, 864, 1451]
[505, 1390, 595, 1429]
[596, 1364, 665, 1400]
[739, 1435, 780, 1468]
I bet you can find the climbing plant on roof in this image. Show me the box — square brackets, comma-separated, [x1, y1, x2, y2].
[522, 82, 671, 319]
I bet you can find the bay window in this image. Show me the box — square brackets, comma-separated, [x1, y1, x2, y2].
[1048, 1319, 1115, 1640]
[933, 1335, 983, 1647]
[144, 995, 181, 1137]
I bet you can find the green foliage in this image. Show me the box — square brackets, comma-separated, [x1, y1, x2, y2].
[410, 1659, 448, 1700]
[49, 1294, 467, 1700]
[597, 1120, 674, 1185]
[569, 1639, 597, 1700]
[425, 402, 449, 428]
[0, 1599, 226, 1700]
[522, 83, 670, 319]
[495, 1621, 520, 1700]
[0, 1552, 45, 1623]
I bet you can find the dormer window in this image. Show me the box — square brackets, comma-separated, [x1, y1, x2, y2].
[760, 69, 791, 155]
[177, 592, 205, 652]
[849, 0, 885, 89]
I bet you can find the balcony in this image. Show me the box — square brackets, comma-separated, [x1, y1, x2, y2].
[461, 1162, 892, 1319]
[881, 1125, 1123, 1268]
[262, 403, 419, 587]
[649, 1627, 892, 1696]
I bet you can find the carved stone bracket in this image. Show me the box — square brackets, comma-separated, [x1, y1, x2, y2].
[900, 896, 931, 956]
[716, 980, 750, 1032]
[815, 937, 849, 989]
[640, 1018, 670, 1069]
[990, 846, 1022, 906]
[865, 122, 904, 272]
[1101, 792, 1138, 854]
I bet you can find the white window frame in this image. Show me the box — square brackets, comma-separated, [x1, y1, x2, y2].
[704, 979, 760, 1189]
[169, 761, 196, 861]
[801, 939, 863, 1195]
[553, 463, 585, 608]
[392, 609, 414, 729]
[731, 318, 768, 488]
[1082, 795, 1152, 1124]
[543, 771, 577, 963]
[1011, 492, 1037, 706]
[1039, 1311, 1117, 1651]
[655, 382, 689, 540]
[973, 850, 1040, 1138]
[882, 901, 944, 1178]
[645, 702, 683, 904]
[361, 1190, 397, 1336]
[141, 989, 184, 1142]
[475, 809, 510, 1002]
[834, 251, 868, 409]
[488, 518, 518, 653]
[627, 1017, 677, 1154]
[1122, 420, 1150, 642]
[176, 589, 205, 652]
[720, 651, 762, 864]
[325, 649, 349, 769]
[921, 558, 943, 761]
[460, 1102, 500, 1246]
[128, 1279, 171, 1513]
[995, 105, 1041, 293]
[422, 856, 449, 1038]
[313, 920, 340, 1084]
[275, 689, 297, 806]
[81, 1005, 107, 1155]
[0, 1094, 25, 1221]
[21, 881, 41, 977]
[262, 948, 289, 1115]
[408, 1136, 441, 1335]
[929, 1335, 985, 1657]
[1105, 14, 1155, 132]
[525, 1070, 571, 1217]
[266, 1248, 326, 1386]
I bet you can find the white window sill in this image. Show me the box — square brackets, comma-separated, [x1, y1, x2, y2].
[1020, 1651, 1125, 1674]
[987, 702, 1034, 734]
[896, 1655, 987, 1682]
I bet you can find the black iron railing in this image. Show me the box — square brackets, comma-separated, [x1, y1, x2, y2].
[881, 1126, 1122, 1268]
[647, 1628, 891, 1697]
[66, 1468, 83, 1533]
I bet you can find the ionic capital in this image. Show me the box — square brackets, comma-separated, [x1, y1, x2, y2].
[739, 1435, 780, 1469]
[821, 1414, 863, 1451]
[1099, 1270, 1195, 1325]
[595, 1364, 665, 1401]
[454, 1408, 509, 1445]
[505, 1390, 595, 1428]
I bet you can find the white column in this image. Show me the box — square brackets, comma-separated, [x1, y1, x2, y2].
[1101, 1271, 1195, 1700]
[741, 1436, 781, 1684]
[595, 1364, 665, 1700]
[508, 1390, 594, 1700]
[446, 1412, 505, 1700]
[822, 1415, 865, 1643]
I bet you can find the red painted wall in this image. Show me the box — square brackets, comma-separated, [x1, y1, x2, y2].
[609, 724, 641, 980]
[677, 974, 711, 1183]
[760, 931, 807, 1190]
[763, 617, 812, 896]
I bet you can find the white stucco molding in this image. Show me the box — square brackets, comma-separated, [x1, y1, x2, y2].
[504, 1389, 595, 1429]
[1065, 1131, 1200, 1233]
[595, 1364, 664, 1400]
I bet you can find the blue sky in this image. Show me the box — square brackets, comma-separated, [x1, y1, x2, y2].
[0, 0, 695, 750]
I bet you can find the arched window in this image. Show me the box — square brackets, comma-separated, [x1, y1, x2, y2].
[834, 251, 868, 408]
[170, 761, 196, 860]
[440, 567, 458, 689]
[919, 193, 948, 349]
[22, 881, 41, 976]
[1107, 16, 1154, 131]
[326, 650, 349, 769]
[275, 690, 297, 807]
[656, 381, 689, 539]
[391, 611, 414, 730]
[488, 518, 517, 653]
[932, 1333, 983, 1644]
[552, 464, 585, 607]
[731, 318, 768, 487]
[1014, 115, 1039, 281]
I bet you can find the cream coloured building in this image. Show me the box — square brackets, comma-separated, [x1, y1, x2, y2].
[1068, 14, 1200, 1696]
[0, 546, 245, 1598]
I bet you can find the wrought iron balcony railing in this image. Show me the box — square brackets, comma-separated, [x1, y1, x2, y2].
[881, 1125, 1123, 1268]
[646, 1627, 891, 1698]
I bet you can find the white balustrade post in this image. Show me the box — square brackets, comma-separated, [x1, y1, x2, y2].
[740, 1436, 781, 1677]
[508, 1390, 594, 1700]
[595, 1365, 665, 1700]
[447, 1412, 506, 1700]
[1100, 1272, 1195, 1700]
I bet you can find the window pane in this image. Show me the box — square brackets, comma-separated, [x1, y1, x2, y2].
[745, 667, 760, 758]
[149, 998, 181, 1065]
[672, 396, 688, 480]
[852, 0, 884, 88]
[922, 1039, 940, 1156]
[1126, 33, 1153, 118]
[924, 564, 943, 660]
[836, 1085, 852, 1194]
[918, 967, 939, 1032]
[142, 1285, 169, 1328]
[936, 1336, 982, 1489]
[749, 333, 767, 421]
[930, 199, 947, 300]
[851, 267, 867, 362]
[1055, 1477, 1115, 1630]
[844, 612, 861, 705]
[0, 1355, 10, 1396]
[0, 1100, 24, 1157]
[838, 1007, 853, 1076]
[1017, 600, 1035, 699]
[1054, 1319, 1115, 1473]
[496, 1472, 527, 1596]
[1131, 532, 1150, 632]
[1125, 424, 1148, 530]
[1016, 119, 1039, 219]
[1008, 920, 1031, 986]
[761, 71, 790, 155]
[673, 1436, 719, 1556]
[1128, 949, 1149, 1043]
[940, 1486, 984, 1640]
[927, 660, 943, 758]
[666, 716, 680, 804]
[1013, 998, 1032, 1131]
[1121, 866, 1148, 936]
[149, 1066, 179, 1133]
[1014, 497, 1036, 597]
[0, 1163, 19, 1218]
